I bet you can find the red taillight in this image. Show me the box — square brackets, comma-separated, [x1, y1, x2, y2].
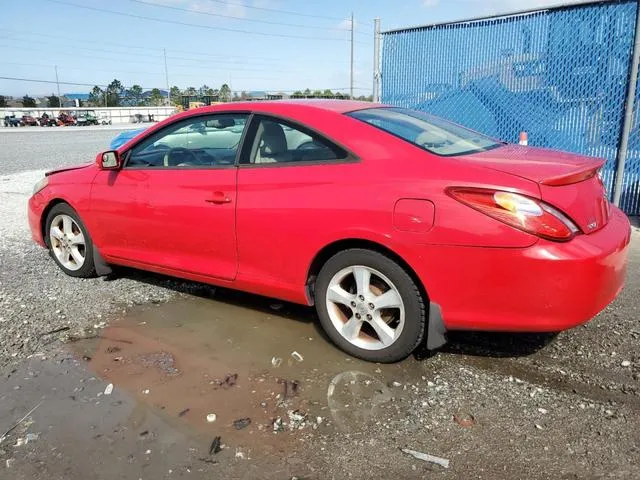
[447, 188, 579, 241]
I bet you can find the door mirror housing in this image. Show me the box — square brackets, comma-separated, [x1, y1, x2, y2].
[97, 150, 122, 170]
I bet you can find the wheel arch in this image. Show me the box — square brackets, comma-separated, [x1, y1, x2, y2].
[305, 238, 429, 308]
[40, 198, 73, 247]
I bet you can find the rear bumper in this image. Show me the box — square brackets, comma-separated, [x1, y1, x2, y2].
[417, 206, 631, 332]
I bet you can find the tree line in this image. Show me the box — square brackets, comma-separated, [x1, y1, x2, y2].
[1, 79, 373, 109]
[0, 95, 58, 108]
[87, 80, 169, 107]
[290, 89, 372, 101]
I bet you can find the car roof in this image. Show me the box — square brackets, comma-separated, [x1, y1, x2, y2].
[189, 99, 383, 115]
[118, 100, 387, 151]
[270, 99, 381, 113]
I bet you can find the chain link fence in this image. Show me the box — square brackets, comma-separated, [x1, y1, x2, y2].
[381, 0, 640, 214]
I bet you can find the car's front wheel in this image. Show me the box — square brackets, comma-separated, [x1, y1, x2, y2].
[315, 249, 426, 363]
[45, 203, 96, 278]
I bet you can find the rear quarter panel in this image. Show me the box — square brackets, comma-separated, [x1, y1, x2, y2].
[235, 109, 543, 294]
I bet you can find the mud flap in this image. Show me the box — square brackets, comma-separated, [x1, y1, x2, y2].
[92, 245, 113, 276]
[414, 302, 448, 360]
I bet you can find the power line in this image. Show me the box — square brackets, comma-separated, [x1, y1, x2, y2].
[126, 0, 369, 35]
[0, 35, 368, 71]
[0, 36, 164, 59]
[44, 0, 361, 42]
[1, 61, 164, 77]
[0, 44, 166, 67]
[0, 29, 160, 54]
[0, 28, 281, 61]
[0, 75, 371, 94]
[0, 28, 362, 66]
[165, 49, 363, 66]
[1, 57, 345, 84]
[199, 0, 365, 23]
[0, 28, 158, 52]
[0, 44, 322, 73]
[0, 33, 290, 67]
[0, 76, 108, 88]
[169, 73, 323, 83]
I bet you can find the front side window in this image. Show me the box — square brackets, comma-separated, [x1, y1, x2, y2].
[348, 107, 502, 156]
[247, 116, 347, 164]
[126, 114, 248, 168]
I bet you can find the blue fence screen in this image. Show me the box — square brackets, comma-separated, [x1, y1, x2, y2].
[382, 0, 640, 214]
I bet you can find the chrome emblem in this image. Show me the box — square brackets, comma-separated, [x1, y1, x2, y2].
[587, 221, 597, 230]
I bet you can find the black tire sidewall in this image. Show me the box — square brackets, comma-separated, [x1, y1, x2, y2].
[315, 249, 426, 363]
[45, 203, 96, 278]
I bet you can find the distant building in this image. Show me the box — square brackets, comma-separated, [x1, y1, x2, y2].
[64, 93, 90, 101]
[63, 93, 90, 107]
[246, 91, 289, 101]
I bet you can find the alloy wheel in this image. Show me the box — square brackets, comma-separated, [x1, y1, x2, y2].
[325, 265, 405, 351]
[49, 214, 86, 271]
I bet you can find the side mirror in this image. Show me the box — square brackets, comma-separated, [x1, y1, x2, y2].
[97, 150, 121, 170]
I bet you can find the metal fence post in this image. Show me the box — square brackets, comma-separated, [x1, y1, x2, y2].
[373, 18, 381, 103]
[613, 0, 640, 206]
[350, 12, 355, 100]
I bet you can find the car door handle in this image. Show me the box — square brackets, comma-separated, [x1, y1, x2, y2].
[206, 192, 232, 204]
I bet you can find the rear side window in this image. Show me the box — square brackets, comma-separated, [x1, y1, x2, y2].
[348, 107, 502, 156]
[245, 116, 347, 165]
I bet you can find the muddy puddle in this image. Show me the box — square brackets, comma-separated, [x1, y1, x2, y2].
[4, 289, 637, 479]
[67, 292, 420, 463]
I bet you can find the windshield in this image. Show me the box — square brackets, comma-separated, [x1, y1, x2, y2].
[348, 107, 502, 156]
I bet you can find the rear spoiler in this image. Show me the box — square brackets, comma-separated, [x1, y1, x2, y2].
[541, 159, 604, 186]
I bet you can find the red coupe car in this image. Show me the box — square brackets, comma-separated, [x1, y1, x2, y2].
[28, 100, 631, 362]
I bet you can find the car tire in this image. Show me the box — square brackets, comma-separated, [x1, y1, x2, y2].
[315, 249, 426, 363]
[45, 203, 97, 278]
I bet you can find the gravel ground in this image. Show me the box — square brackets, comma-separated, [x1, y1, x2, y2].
[0, 126, 141, 174]
[0, 128, 182, 366]
[0, 129, 638, 479]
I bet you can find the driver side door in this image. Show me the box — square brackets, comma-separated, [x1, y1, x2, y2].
[92, 113, 249, 281]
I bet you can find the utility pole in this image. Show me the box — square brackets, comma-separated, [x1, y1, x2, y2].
[164, 48, 170, 105]
[373, 18, 381, 103]
[613, 0, 640, 206]
[350, 12, 354, 100]
[54, 65, 62, 108]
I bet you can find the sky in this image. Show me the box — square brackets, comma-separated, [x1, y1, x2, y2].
[1, 0, 593, 97]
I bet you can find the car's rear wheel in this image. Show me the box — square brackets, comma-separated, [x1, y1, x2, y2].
[315, 249, 426, 363]
[45, 203, 96, 278]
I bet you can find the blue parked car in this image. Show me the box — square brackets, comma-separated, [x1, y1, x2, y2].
[109, 128, 146, 149]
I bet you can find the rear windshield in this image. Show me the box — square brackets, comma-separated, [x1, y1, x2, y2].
[348, 107, 502, 156]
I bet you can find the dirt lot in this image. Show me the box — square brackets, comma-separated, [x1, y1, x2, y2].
[0, 129, 638, 479]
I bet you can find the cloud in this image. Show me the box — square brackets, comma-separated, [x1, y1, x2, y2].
[189, 0, 247, 18]
[139, 0, 190, 5]
[139, 0, 248, 18]
[336, 18, 358, 30]
[423, 0, 440, 6]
